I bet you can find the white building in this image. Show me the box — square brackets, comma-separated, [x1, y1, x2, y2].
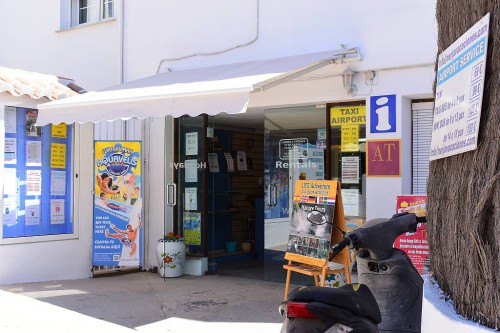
[0, 0, 437, 284]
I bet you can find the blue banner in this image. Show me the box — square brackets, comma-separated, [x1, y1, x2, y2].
[93, 141, 142, 267]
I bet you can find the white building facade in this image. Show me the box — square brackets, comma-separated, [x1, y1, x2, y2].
[0, 0, 437, 284]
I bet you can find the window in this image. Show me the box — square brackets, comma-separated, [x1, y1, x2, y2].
[72, 0, 113, 26]
[2, 107, 74, 239]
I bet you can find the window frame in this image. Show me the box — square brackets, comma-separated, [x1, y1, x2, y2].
[71, 0, 114, 27]
[0, 106, 80, 245]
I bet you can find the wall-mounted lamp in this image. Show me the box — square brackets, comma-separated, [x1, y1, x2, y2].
[341, 69, 357, 96]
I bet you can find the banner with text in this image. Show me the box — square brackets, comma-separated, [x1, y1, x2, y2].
[93, 141, 142, 267]
[394, 195, 429, 274]
[286, 180, 337, 260]
[430, 13, 489, 160]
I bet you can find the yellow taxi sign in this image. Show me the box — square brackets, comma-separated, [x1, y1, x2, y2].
[330, 105, 366, 126]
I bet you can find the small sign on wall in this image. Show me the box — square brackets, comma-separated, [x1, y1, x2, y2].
[366, 139, 401, 177]
[370, 95, 396, 133]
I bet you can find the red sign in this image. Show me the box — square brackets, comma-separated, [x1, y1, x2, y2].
[394, 195, 429, 274]
[366, 139, 401, 176]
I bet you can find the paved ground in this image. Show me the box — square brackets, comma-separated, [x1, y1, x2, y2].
[0, 271, 288, 333]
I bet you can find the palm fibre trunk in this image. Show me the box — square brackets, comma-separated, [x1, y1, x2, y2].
[428, 1, 499, 329]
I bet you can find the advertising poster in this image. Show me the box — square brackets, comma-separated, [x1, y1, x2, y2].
[183, 212, 201, 245]
[430, 14, 489, 160]
[26, 110, 41, 137]
[93, 141, 142, 267]
[394, 195, 429, 274]
[286, 180, 337, 260]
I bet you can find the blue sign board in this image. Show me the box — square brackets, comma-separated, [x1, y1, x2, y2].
[370, 94, 396, 133]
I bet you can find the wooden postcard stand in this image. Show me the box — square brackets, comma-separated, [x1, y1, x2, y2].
[283, 180, 351, 301]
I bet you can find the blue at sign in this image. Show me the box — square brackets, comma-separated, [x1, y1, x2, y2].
[370, 95, 396, 133]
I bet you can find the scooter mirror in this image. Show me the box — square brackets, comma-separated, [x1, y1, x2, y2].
[307, 210, 328, 225]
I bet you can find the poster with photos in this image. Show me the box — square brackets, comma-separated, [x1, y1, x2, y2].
[286, 180, 337, 260]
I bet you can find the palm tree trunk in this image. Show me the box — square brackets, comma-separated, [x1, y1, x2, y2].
[427, 1, 500, 329]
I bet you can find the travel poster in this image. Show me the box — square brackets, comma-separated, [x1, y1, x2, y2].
[183, 212, 201, 245]
[394, 195, 429, 274]
[93, 141, 142, 267]
[286, 180, 337, 260]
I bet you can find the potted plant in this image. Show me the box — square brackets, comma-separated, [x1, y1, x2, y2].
[156, 232, 186, 278]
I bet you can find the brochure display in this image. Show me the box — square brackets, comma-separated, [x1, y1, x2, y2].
[395, 195, 429, 274]
[283, 180, 351, 300]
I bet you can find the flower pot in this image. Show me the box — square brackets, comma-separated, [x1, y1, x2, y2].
[225, 241, 238, 253]
[241, 242, 252, 252]
[156, 239, 186, 278]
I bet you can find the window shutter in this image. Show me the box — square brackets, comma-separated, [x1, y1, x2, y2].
[412, 102, 434, 195]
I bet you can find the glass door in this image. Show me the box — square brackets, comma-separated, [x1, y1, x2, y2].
[263, 105, 326, 282]
[174, 115, 208, 257]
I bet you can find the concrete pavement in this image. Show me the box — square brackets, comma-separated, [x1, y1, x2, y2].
[0, 271, 287, 333]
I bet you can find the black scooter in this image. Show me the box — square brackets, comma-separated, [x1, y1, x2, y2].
[279, 212, 426, 333]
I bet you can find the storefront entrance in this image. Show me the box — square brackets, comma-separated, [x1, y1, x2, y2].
[171, 102, 366, 282]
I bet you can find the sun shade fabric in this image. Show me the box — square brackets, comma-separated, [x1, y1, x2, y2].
[0, 66, 78, 101]
[35, 50, 337, 125]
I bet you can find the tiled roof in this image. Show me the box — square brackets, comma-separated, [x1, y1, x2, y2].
[0, 66, 78, 101]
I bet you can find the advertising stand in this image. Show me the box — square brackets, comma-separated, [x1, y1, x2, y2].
[282, 180, 351, 300]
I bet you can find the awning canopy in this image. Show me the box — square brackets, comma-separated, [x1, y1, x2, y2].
[36, 48, 360, 125]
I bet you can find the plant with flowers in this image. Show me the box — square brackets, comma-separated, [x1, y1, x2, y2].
[159, 232, 185, 272]
[163, 232, 183, 242]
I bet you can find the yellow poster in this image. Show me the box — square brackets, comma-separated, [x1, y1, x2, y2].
[50, 143, 66, 168]
[183, 212, 201, 245]
[51, 124, 67, 138]
[341, 125, 359, 152]
[330, 105, 366, 126]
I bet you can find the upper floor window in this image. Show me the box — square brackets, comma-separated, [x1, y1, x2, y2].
[73, 0, 113, 26]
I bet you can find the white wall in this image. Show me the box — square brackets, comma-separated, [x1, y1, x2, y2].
[0, 0, 437, 283]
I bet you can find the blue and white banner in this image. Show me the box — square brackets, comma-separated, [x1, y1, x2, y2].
[93, 141, 142, 267]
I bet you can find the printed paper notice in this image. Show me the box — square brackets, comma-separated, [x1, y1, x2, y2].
[3, 197, 17, 225]
[50, 143, 66, 168]
[185, 132, 198, 155]
[341, 189, 360, 216]
[341, 156, 360, 184]
[224, 153, 235, 172]
[185, 159, 198, 182]
[4, 107, 17, 134]
[50, 199, 65, 224]
[4, 138, 17, 164]
[208, 153, 220, 172]
[26, 170, 42, 196]
[237, 151, 247, 171]
[26, 141, 42, 166]
[3, 168, 17, 195]
[52, 124, 67, 138]
[50, 171, 66, 196]
[25, 199, 40, 225]
[184, 187, 198, 211]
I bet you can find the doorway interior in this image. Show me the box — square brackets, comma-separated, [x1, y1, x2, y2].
[172, 102, 366, 284]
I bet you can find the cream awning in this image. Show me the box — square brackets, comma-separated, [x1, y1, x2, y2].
[36, 49, 359, 125]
